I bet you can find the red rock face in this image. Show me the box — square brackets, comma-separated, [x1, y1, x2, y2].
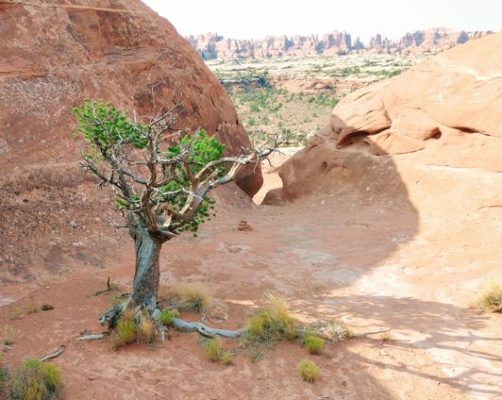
[0, 0, 261, 279]
[0, 0, 261, 193]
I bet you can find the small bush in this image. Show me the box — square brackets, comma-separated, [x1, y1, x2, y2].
[159, 309, 178, 326]
[303, 335, 325, 355]
[160, 283, 213, 313]
[113, 318, 137, 349]
[9, 359, 63, 400]
[201, 338, 234, 364]
[477, 283, 502, 313]
[298, 359, 320, 383]
[245, 294, 296, 345]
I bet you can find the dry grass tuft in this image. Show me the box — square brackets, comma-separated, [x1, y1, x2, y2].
[298, 359, 320, 382]
[26, 303, 39, 315]
[9, 359, 63, 400]
[477, 283, 502, 313]
[137, 314, 155, 344]
[245, 294, 297, 345]
[160, 282, 213, 313]
[3, 325, 18, 346]
[201, 338, 234, 364]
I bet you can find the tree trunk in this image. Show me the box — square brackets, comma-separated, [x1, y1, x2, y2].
[130, 222, 162, 312]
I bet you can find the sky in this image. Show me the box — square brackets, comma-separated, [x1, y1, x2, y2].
[142, 0, 501, 43]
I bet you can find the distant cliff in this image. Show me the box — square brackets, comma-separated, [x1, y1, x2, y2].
[186, 28, 492, 60]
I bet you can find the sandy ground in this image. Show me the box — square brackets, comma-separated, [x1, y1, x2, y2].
[1, 156, 501, 400]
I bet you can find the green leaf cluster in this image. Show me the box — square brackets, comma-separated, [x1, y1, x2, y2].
[72, 100, 148, 151]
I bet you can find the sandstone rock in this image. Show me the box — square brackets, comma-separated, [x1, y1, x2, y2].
[270, 32, 502, 205]
[0, 0, 261, 278]
[0, 0, 261, 194]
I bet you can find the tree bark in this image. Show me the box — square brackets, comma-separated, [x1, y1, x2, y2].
[130, 222, 162, 313]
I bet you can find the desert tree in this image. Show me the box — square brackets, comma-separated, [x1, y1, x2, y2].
[73, 100, 277, 338]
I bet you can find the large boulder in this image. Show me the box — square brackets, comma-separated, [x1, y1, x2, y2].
[0, 0, 261, 280]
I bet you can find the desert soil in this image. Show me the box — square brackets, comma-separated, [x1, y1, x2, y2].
[1, 158, 501, 400]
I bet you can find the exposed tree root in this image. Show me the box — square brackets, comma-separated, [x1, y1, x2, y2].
[77, 334, 108, 341]
[171, 318, 243, 338]
[40, 345, 65, 361]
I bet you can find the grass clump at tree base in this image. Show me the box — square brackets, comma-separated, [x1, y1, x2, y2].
[159, 283, 213, 313]
[8, 359, 63, 400]
[298, 359, 320, 383]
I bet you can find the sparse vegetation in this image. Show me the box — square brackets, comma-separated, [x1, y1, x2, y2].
[8, 359, 63, 400]
[26, 303, 39, 315]
[200, 338, 234, 364]
[245, 294, 297, 345]
[160, 283, 213, 313]
[3, 325, 18, 346]
[298, 359, 320, 382]
[477, 283, 502, 313]
[303, 335, 325, 355]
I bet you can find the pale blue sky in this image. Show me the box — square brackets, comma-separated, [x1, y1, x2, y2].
[142, 0, 501, 42]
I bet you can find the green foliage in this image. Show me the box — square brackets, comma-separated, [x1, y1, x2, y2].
[74, 100, 228, 233]
[245, 295, 296, 345]
[303, 335, 325, 355]
[9, 359, 63, 400]
[159, 309, 178, 326]
[298, 359, 320, 382]
[73, 100, 148, 151]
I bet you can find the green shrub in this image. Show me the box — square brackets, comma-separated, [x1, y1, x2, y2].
[303, 335, 325, 355]
[298, 359, 320, 382]
[9, 359, 63, 400]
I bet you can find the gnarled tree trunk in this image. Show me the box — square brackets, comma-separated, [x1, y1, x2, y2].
[131, 222, 162, 312]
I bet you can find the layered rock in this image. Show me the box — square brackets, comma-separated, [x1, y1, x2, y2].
[188, 28, 492, 60]
[0, 0, 261, 279]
